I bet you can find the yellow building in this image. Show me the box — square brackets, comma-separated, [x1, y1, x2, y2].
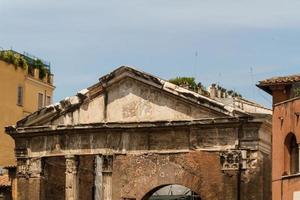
[0, 50, 55, 167]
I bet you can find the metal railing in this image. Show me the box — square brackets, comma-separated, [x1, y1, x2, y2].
[23, 51, 51, 72]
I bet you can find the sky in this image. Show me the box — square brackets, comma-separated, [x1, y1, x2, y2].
[1, 1, 300, 108]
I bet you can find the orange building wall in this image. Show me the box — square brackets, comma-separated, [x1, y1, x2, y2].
[272, 98, 300, 200]
[0, 60, 54, 166]
[282, 176, 300, 200]
[0, 61, 25, 166]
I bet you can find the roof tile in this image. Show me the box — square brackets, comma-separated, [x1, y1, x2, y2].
[259, 74, 300, 86]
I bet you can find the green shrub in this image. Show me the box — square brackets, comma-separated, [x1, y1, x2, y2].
[0, 51, 47, 80]
[169, 77, 198, 91]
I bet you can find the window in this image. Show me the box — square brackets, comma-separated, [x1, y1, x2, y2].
[284, 133, 299, 175]
[38, 93, 44, 109]
[17, 86, 23, 106]
[46, 96, 52, 106]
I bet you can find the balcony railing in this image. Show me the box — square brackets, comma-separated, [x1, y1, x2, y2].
[0, 49, 53, 84]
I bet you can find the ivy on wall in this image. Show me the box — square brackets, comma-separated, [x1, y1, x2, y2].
[0, 50, 28, 70]
[0, 50, 48, 79]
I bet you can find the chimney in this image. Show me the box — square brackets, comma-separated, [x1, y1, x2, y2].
[197, 87, 202, 95]
[217, 88, 221, 98]
[210, 84, 217, 99]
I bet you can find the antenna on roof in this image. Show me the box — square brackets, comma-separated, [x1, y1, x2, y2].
[194, 50, 198, 78]
[250, 67, 255, 99]
[217, 72, 222, 86]
[250, 67, 257, 112]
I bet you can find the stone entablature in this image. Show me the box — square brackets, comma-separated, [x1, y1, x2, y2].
[7, 118, 268, 159]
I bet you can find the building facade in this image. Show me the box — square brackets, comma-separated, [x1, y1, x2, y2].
[258, 75, 300, 200]
[0, 50, 55, 199]
[7, 66, 271, 200]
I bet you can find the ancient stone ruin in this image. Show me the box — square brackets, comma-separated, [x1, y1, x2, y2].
[6, 66, 272, 200]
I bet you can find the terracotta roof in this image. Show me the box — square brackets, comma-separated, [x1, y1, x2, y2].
[0, 175, 11, 187]
[258, 74, 300, 86]
[257, 74, 300, 94]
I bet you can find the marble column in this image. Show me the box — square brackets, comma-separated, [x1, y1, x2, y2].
[94, 155, 103, 200]
[94, 155, 113, 200]
[16, 158, 29, 200]
[65, 155, 79, 200]
[16, 158, 43, 200]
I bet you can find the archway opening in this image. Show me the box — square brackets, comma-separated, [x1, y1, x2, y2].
[143, 184, 202, 200]
[284, 132, 299, 174]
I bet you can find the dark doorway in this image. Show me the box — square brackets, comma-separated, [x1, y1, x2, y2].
[43, 157, 66, 200]
[78, 155, 94, 200]
[143, 185, 201, 200]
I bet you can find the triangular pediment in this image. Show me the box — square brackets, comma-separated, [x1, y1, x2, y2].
[16, 66, 240, 127]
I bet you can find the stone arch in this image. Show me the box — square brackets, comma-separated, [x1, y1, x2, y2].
[113, 151, 229, 200]
[141, 184, 202, 200]
[136, 174, 204, 200]
[284, 132, 299, 174]
[141, 184, 169, 200]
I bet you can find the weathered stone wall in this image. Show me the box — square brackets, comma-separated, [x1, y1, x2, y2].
[112, 151, 237, 200]
[107, 78, 222, 122]
[49, 77, 224, 127]
[7, 67, 272, 200]
[52, 94, 105, 125]
[282, 176, 300, 200]
[11, 119, 271, 200]
[15, 150, 270, 200]
[24, 124, 243, 158]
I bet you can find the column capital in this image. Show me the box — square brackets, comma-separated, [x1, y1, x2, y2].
[65, 155, 78, 174]
[28, 158, 42, 178]
[220, 150, 241, 170]
[17, 158, 29, 178]
[103, 155, 113, 173]
[17, 157, 42, 179]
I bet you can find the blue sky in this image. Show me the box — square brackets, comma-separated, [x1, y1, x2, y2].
[1, 0, 300, 108]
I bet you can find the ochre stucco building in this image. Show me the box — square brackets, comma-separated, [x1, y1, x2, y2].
[6, 66, 272, 200]
[0, 50, 54, 199]
[258, 74, 300, 200]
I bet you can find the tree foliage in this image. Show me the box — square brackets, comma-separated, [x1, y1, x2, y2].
[169, 77, 198, 91]
[169, 77, 242, 98]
